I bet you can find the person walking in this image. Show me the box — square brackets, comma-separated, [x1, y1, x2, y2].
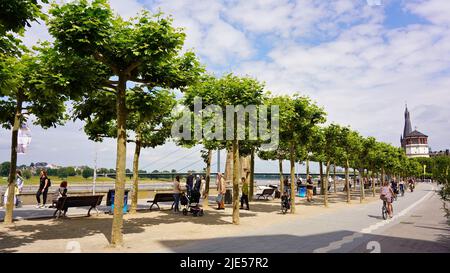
[186, 172, 194, 196]
[2, 184, 18, 209]
[36, 170, 51, 208]
[194, 174, 201, 192]
[240, 177, 250, 210]
[216, 172, 226, 210]
[380, 181, 395, 218]
[283, 176, 290, 194]
[296, 177, 302, 193]
[200, 175, 206, 199]
[173, 176, 182, 212]
[15, 170, 24, 207]
[306, 176, 314, 202]
[2, 170, 24, 208]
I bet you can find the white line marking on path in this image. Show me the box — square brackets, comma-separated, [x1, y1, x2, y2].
[313, 186, 435, 253]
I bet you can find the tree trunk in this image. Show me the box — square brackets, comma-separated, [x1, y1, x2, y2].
[306, 158, 310, 178]
[372, 168, 375, 197]
[232, 139, 240, 224]
[249, 149, 255, 200]
[278, 158, 284, 194]
[359, 168, 364, 203]
[324, 160, 330, 207]
[203, 149, 212, 209]
[345, 160, 350, 203]
[289, 143, 296, 214]
[129, 134, 141, 214]
[319, 161, 324, 195]
[381, 167, 385, 186]
[333, 163, 337, 193]
[4, 96, 23, 225]
[111, 76, 127, 247]
[225, 150, 233, 187]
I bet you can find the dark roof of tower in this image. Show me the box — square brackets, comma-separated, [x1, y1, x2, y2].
[403, 105, 412, 138]
[405, 130, 427, 138]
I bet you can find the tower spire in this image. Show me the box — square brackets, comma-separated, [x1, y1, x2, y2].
[403, 104, 412, 138]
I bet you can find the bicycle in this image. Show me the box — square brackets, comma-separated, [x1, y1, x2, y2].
[381, 198, 394, 220]
[382, 200, 388, 220]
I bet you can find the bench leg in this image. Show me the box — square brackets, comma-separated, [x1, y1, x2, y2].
[149, 204, 154, 211]
[87, 207, 93, 217]
[95, 207, 99, 216]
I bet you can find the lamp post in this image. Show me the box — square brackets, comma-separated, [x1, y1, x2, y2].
[93, 143, 98, 195]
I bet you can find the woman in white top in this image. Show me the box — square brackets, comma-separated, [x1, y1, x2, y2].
[200, 175, 206, 198]
[173, 176, 182, 212]
[3, 170, 23, 208]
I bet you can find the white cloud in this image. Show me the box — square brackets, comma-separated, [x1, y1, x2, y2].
[2, 0, 449, 172]
[109, 0, 143, 19]
[405, 0, 450, 26]
[146, 0, 254, 66]
[236, 16, 450, 149]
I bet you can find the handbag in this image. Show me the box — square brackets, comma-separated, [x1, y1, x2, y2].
[215, 194, 223, 203]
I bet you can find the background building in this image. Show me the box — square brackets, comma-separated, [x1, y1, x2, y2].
[400, 105, 430, 158]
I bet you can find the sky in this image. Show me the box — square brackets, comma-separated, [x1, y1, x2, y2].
[1, 0, 449, 174]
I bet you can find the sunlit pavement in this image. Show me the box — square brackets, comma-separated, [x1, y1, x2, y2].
[163, 183, 450, 253]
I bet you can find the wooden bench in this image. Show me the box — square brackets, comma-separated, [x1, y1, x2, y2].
[53, 195, 104, 219]
[256, 188, 275, 200]
[147, 193, 175, 210]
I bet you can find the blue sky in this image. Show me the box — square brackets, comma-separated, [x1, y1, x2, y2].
[1, 0, 449, 173]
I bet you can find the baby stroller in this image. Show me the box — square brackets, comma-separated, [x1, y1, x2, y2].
[281, 191, 291, 214]
[181, 190, 204, 217]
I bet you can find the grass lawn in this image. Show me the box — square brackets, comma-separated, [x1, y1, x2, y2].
[0, 175, 173, 185]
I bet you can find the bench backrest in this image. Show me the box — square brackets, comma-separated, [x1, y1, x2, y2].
[262, 188, 275, 195]
[154, 193, 175, 202]
[56, 195, 104, 209]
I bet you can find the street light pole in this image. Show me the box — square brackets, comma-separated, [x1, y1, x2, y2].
[217, 148, 220, 173]
[93, 143, 97, 195]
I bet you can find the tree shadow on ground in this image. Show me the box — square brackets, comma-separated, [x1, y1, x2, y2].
[158, 230, 450, 253]
[0, 204, 259, 252]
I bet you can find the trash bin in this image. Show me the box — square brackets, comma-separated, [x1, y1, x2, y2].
[313, 186, 317, 196]
[298, 185, 307, 197]
[107, 189, 129, 213]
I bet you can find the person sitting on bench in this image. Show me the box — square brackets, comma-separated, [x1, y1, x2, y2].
[52, 181, 68, 208]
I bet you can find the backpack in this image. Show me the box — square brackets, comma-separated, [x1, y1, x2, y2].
[46, 178, 51, 188]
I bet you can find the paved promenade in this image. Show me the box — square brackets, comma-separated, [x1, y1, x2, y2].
[157, 183, 450, 253]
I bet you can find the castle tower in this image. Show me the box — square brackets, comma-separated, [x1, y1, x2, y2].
[400, 105, 430, 158]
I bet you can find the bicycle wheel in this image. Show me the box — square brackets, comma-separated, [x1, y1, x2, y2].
[382, 202, 387, 220]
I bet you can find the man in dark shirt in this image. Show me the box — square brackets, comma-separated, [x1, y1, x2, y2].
[186, 172, 194, 195]
[306, 176, 314, 202]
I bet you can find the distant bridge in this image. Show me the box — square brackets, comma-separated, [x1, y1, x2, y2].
[102, 172, 357, 180]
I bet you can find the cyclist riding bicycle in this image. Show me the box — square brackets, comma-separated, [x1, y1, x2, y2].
[399, 180, 405, 196]
[380, 181, 396, 218]
[408, 179, 415, 192]
[390, 179, 399, 195]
